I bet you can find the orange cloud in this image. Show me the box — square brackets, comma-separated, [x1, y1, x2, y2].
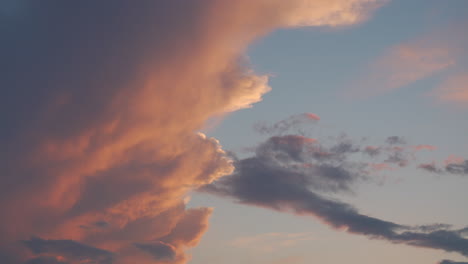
[305, 113, 321, 121]
[0, 1, 385, 263]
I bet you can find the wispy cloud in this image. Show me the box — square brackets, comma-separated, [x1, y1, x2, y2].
[254, 113, 320, 135]
[344, 22, 468, 103]
[345, 40, 454, 99]
[430, 73, 468, 106]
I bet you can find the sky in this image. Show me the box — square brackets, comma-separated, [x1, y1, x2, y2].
[0, 1, 467, 264]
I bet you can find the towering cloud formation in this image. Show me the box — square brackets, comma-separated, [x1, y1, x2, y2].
[0, 1, 384, 263]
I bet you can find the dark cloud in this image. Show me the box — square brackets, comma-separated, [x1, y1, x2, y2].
[459, 227, 468, 236]
[257, 118, 418, 169]
[386, 136, 406, 145]
[419, 163, 443, 173]
[439, 260, 468, 264]
[201, 134, 468, 258]
[93, 221, 109, 228]
[446, 161, 468, 175]
[384, 149, 410, 167]
[254, 135, 366, 193]
[363, 146, 381, 157]
[24, 257, 68, 264]
[134, 241, 176, 261]
[415, 223, 452, 233]
[418, 160, 468, 176]
[23, 237, 113, 264]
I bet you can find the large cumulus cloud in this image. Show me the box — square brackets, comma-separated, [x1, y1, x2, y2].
[0, 0, 384, 263]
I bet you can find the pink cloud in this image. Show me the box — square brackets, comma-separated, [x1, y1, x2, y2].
[430, 73, 468, 106]
[345, 42, 454, 97]
[445, 155, 465, 165]
[305, 113, 321, 121]
[412, 145, 437, 151]
[369, 163, 394, 172]
[344, 32, 457, 99]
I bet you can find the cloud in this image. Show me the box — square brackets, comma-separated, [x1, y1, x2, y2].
[23, 237, 114, 264]
[369, 163, 394, 172]
[418, 160, 468, 176]
[344, 21, 468, 104]
[431, 73, 468, 106]
[412, 145, 437, 151]
[305, 113, 321, 121]
[446, 161, 468, 175]
[0, 1, 384, 263]
[24, 257, 68, 264]
[418, 163, 443, 174]
[445, 155, 465, 166]
[345, 39, 454, 98]
[385, 136, 406, 145]
[254, 113, 320, 135]
[439, 261, 468, 264]
[133, 241, 176, 262]
[363, 146, 381, 156]
[201, 134, 468, 258]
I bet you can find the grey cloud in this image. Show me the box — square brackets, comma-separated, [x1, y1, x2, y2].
[24, 257, 68, 264]
[94, 221, 109, 228]
[363, 146, 381, 157]
[256, 117, 415, 168]
[384, 147, 411, 167]
[419, 163, 443, 173]
[255, 135, 365, 193]
[446, 161, 468, 175]
[201, 135, 468, 258]
[23, 237, 114, 264]
[329, 141, 360, 155]
[254, 113, 319, 135]
[459, 227, 468, 236]
[134, 241, 176, 261]
[439, 260, 468, 264]
[415, 223, 452, 232]
[395, 230, 468, 256]
[418, 160, 468, 176]
[386, 136, 406, 145]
